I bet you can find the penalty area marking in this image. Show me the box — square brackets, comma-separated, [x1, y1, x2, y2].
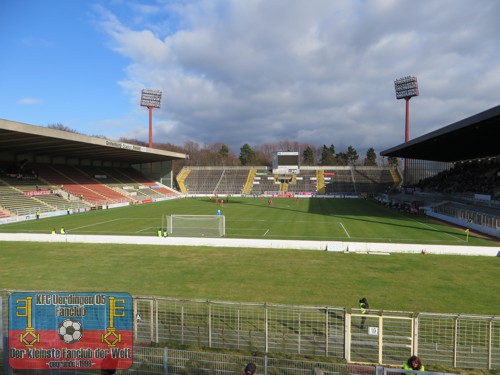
[71, 218, 157, 234]
[71, 218, 124, 231]
[136, 226, 157, 233]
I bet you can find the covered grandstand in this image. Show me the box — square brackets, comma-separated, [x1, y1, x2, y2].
[381, 103, 500, 184]
[380, 104, 500, 238]
[0, 119, 187, 219]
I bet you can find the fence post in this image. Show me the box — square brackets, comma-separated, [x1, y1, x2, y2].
[378, 314, 383, 364]
[453, 316, 458, 368]
[414, 314, 419, 356]
[155, 298, 159, 343]
[298, 312, 301, 354]
[3, 336, 13, 375]
[181, 304, 184, 344]
[325, 307, 329, 357]
[345, 311, 351, 362]
[133, 298, 138, 342]
[163, 346, 169, 375]
[487, 317, 493, 370]
[208, 301, 212, 348]
[265, 303, 268, 353]
[237, 309, 240, 348]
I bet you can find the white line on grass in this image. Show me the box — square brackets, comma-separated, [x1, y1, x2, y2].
[381, 205, 466, 243]
[264, 229, 269, 236]
[339, 222, 351, 238]
[233, 219, 316, 223]
[439, 230, 464, 242]
[135, 227, 156, 233]
[71, 218, 124, 231]
[405, 216, 465, 242]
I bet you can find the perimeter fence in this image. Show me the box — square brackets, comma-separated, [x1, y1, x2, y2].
[0, 346, 460, 375]
[1, 291, 499, 373]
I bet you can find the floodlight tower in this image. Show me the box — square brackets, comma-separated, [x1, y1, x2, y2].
[140, 89, 162, 148]
[394, 76, 419, 182]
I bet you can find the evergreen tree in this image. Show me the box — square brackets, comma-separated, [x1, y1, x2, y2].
[320, 145, 335, 165]
[388, 156, 399, 168]
[335, 152, 349, 165]
[346, 145, 359, 165]
[364, 147, 377, 166]
[302, 146, 315, 165]
[219, 144, 229, 158]
[328, 144, 335, 156]
[239, 143, 256, 165]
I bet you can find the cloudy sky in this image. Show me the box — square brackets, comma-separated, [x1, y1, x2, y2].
[0, 0, 499, 157]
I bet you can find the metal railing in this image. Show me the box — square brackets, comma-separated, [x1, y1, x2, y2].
[0, 346, 461, 375]
[130, 296, 499, 370]
[1, 291, 499, 373]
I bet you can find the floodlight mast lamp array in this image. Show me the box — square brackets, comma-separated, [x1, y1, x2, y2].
[394, 76, 419, 143]
[394, 76, 419, 184]
[140, 89, 163, 148]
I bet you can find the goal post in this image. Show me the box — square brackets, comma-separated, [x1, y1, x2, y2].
[167, 215, 225, 237]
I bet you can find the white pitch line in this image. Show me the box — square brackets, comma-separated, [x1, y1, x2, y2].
[135, 227, 156, 233]
[263, 229, 269, 236]
[405, 216, 465, 242]
[339, 222, 351, 238]
[441, 231, 465, 242]
[71, 218, 123, 231]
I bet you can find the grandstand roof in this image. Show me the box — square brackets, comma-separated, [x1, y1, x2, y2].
[0, 119, 187, 164]
[380, 104, 500, 162]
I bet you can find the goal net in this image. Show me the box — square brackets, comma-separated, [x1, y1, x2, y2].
[167, 215, 225, 237]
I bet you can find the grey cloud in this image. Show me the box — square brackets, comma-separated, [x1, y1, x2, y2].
[100, 0, 500, 155]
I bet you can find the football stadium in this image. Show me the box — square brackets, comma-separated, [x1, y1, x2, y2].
[0, 106, 499, 374]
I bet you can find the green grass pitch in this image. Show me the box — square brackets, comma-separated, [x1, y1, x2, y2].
[0, 197, 494, 245]
[0, 197, 498, 315]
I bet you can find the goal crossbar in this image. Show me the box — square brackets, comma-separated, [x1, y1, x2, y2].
[167, 215, 225, 237]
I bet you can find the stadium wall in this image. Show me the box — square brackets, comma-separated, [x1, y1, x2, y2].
[426, 210, 500, 238]
[0, 233, 498, 256]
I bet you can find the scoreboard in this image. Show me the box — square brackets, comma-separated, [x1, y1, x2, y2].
[272, 151, 300, 175]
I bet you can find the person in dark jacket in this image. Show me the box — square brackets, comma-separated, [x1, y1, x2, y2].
[359, 297, 369, 329]
[244, 363, 257, 375]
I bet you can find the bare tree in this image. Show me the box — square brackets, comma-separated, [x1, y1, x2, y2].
[47, 124, 81, 134]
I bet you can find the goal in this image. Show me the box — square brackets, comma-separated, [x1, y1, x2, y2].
[167, 215, 225, 237]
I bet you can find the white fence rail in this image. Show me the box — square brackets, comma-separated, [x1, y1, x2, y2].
[1, 291, 498, 373]
[0, 346, 460, 375]
[131, 296, 499, 370]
